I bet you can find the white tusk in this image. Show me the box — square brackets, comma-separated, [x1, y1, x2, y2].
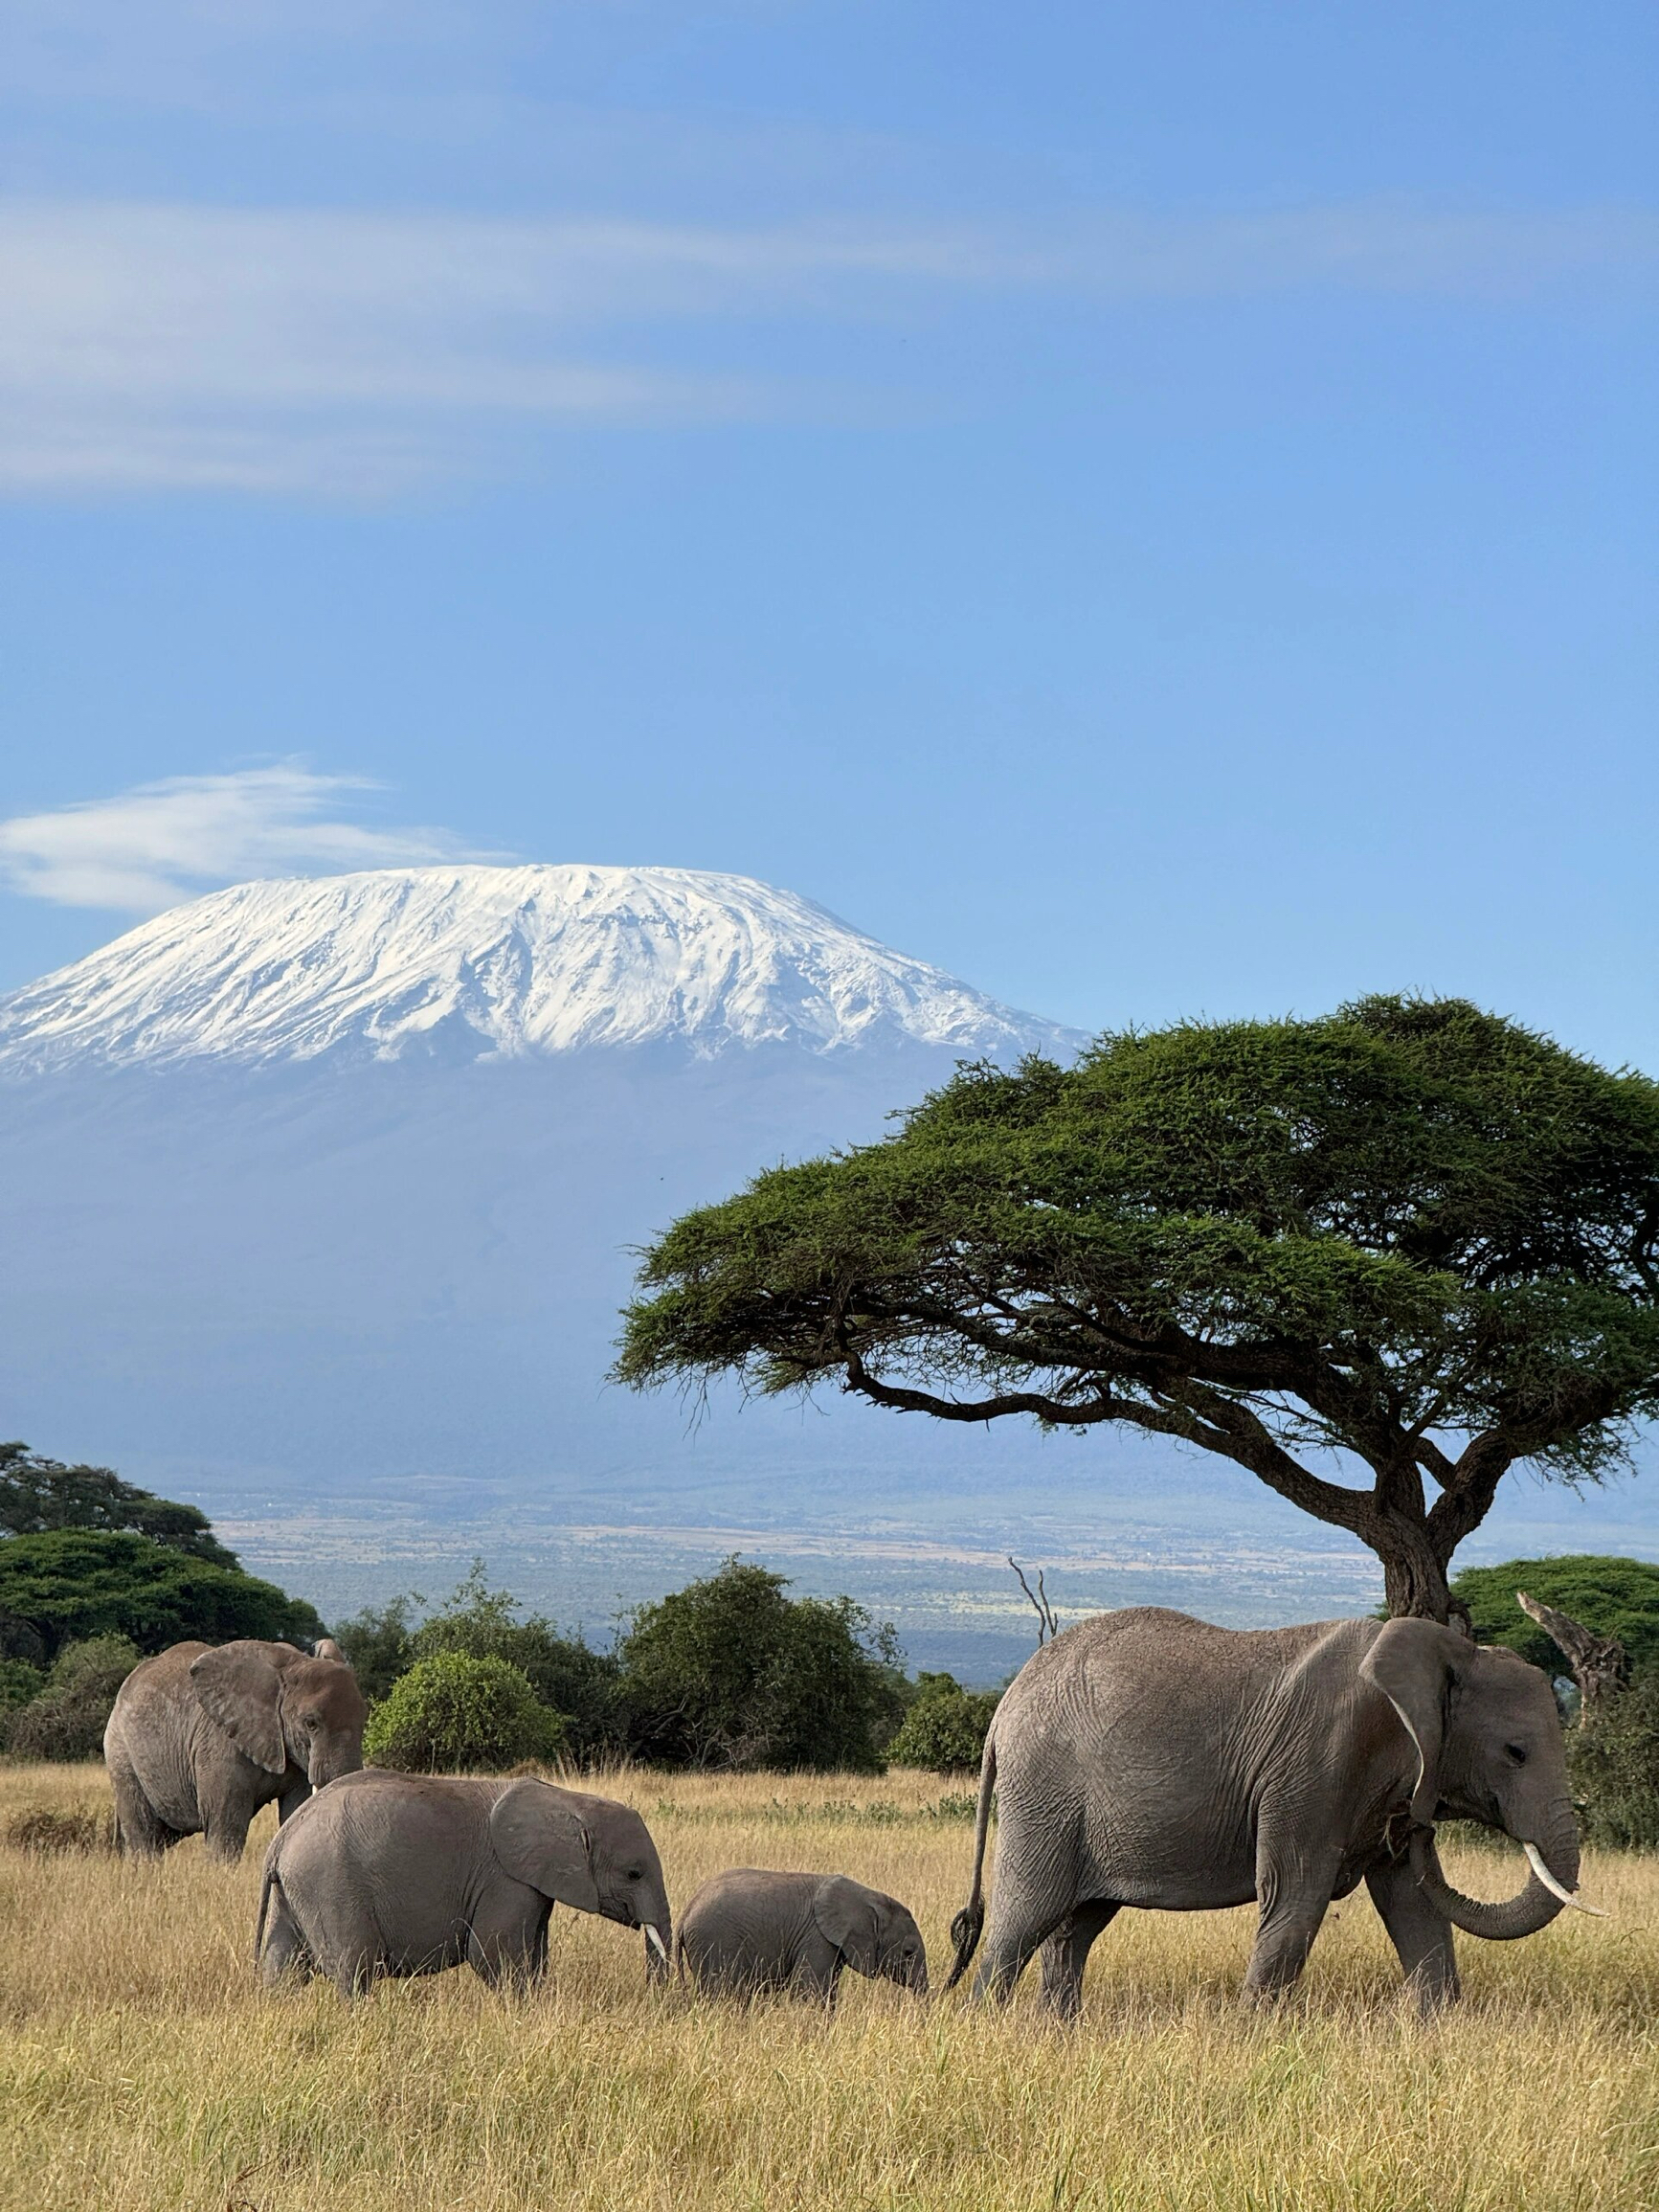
[645, 1924, 669, 1961]
[1524, 1841, 1608, 1916]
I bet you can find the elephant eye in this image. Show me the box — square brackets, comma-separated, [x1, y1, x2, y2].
[1505, 1742, 1528, 1766]
[626, 1867, 642, 1881]
[303, 1713, 321, 1731]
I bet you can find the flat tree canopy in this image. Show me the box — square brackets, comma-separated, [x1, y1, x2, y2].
[0, 1442, 237, 1568]
[617, 997, 1659, 1620]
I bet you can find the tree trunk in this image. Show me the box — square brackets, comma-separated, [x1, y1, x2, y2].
[1515, 1591, 1630, 1722]
[1371, 1514, 1455, 1624]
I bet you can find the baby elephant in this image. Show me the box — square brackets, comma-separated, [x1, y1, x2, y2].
[258, 1768, 671, 1997]
[677, 1868, 927, 2003]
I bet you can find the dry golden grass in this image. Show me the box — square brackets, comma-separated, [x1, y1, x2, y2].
[2, 1758, 1657, 2211]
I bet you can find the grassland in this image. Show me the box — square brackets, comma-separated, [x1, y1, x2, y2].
[2, 1760, 1656, 2211]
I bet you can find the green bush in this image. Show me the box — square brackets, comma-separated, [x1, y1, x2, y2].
[362, 1652, 566, 1772]
[1, 1635, 141, 1761]
[1450, 1557, 1659, 1675]
[0, 1658, 45, 1709]
[1568, 1668, 1659, 1849]
[409, 1564, 623, 1762]
[886, 1673, 998, 1773]
[617, 1558, 907, 1773]
[0, 1530, 323, 1661]
[332, 1594, 420, 1703]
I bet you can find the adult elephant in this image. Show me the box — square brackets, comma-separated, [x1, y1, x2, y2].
[947, 1608, 1598, 2017]
[104, 1637, 366, 1863]
[257, 1770, 672, 1997]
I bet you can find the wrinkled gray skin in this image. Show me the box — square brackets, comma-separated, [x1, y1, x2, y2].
[257, 1769, 673, 1998]
[104, 1637, 366, 1864]
[677, 1868, 928, 2004]
[949, 1608, 1583, 2019]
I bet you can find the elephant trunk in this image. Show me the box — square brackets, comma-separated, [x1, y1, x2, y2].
[1408, 1814, 1585, 1941]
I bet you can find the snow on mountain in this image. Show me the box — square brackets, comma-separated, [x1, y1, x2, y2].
[0, 864, 1076, 1074]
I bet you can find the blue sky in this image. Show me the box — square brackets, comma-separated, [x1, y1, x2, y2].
[1, 2, 1654, 1067]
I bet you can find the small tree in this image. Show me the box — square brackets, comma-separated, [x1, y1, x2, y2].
[886, 1673, 998, 1773]
[1567, 1671, 1659, 1849]
[363, 1652, 566, 1772]
[618, 999, 1659, 1623]
[331, 1594, 421, 1702]
[0, 1444, 237, 1567]
[617, 1558, 906, 1772]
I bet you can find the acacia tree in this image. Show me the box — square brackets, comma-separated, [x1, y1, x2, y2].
[617, 998, 1659, 1622]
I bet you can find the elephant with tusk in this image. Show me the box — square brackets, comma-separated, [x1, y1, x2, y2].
[946, 1607, 1598, 2018]
[256, 1769, 672, 1998]
[104, 1636, 367, 1863]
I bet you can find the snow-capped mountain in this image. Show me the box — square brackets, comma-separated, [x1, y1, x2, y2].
[0, 865, 1073, 1074]
[0, 864, 1083, 1533]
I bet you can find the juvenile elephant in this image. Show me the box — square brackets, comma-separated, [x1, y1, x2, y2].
[105, 1637, 366, 1863]
[257, 1769, 672, 1997]
[949, 1607, 1597, 2018]
[676, 1868, 928, 2002]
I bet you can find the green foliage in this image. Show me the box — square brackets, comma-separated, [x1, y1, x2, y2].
[1451, 1556, 1659, 1675]
[331, 1594, 420, 1703]
[0, 1529, 323, 1661]
[410, 1563, 623, 1762]
[885, 1672, 998, 1773]
[0, 1658, 45, 1709]
[0, 1442, 237, 1566]
[362, 1651, 566, 1773]
[1568, 1669, 1659, 1849]
[0, 1635, 142, 1761]
[617, 1557, 907, 1773]
[617, 998, 1659, 1610]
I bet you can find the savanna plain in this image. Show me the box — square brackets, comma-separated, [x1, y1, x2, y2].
[2, 1762, 1657, 2212]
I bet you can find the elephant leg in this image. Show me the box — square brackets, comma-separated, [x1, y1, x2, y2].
[107, 1751, 180, 1859]
[1365, 1855, 1460, 2015]
[972, 1884, 1073, 2004]
[201, 1806, 256, 1865]
[789, 1941, 841, 2008]
[1038, 1899, 1119, 2021]
[1242, 1834, 1339, 2003]
[466, 1898, 549, 1993]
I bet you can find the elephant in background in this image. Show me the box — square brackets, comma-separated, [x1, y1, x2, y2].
[258, 1769, 672, 1997]
[105, 1637, 366, 1863]
[676, 1868, 928, 2002]
[948, 1607, 1596, 2018]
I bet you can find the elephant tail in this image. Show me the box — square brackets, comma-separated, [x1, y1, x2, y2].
[944, 1722, 998, 1992]
[255, 1863, 278, 1968]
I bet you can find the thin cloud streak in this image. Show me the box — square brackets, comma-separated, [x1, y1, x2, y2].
[0, 765, 506, 912]
[0, 196, 1652, 496]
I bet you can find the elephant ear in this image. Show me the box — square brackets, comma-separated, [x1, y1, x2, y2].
[488, 1780, 601, 1913]
[813, 1877, 884, 1975]
[189, 1642, 287, 1774]
[1358, 1617, 1472, 1825]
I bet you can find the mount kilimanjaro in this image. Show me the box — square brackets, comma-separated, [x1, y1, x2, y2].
[0, 865, 1083, 1527]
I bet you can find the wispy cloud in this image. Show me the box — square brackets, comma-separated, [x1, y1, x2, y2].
[0, 765, 504, 911]
[0, 195, 1653, 496]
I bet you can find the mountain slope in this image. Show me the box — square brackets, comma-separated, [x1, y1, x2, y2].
[0, 865, 1076, 1073]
